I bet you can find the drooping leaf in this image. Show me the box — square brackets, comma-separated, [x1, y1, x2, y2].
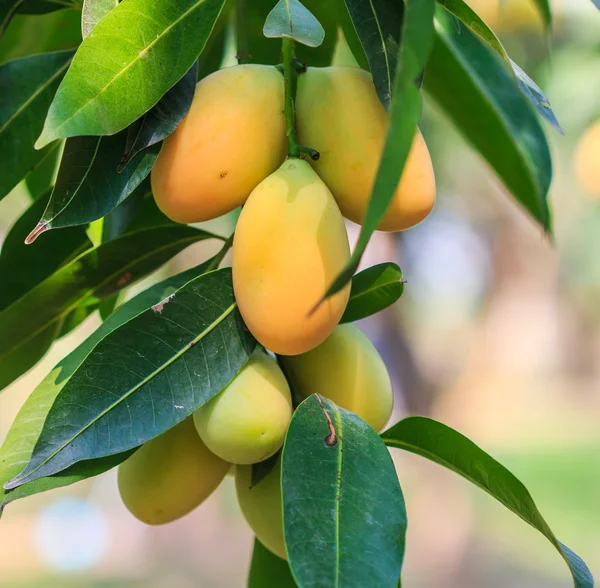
[35, 0, 226, 147]
[325, 0, 435, 299]
[24, 141, 62, 200]
[248, 539, 297, 588]
[6, 268, 256, 489]
[117, 60, 198, 172]
[263, 0, 325, 48]
[81, 0, 117, 37]
[424, 10, 552, 229]
[341, 263, 404, 323]
[0, 225, 219, 392]
[0, 258, 220, 512]
[382, 417, 594, 588]
[436, 0, 561, 133]
[0, 50, 73, 200]
[342, 0, 403, 109]
[282, 395, 407, 587]
[100, 180, 148, 243]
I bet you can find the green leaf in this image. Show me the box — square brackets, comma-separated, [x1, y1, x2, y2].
[0, 225, 219, 392]
[592, 0, 600, 10]
[24, 141, 62, 199]
[6, 268, 256, 489]
[263, 0, 325, 48]
[0, 50, 73, 200]
[436, 0, 561, 133]
[382, 417, 594, 588]
[0, 259, 219, 512]
[31, 132, 158, 234]
[341, 263, 404, 324]
[335, 0, 368, 70]
[35, 0, 226, 148]
[249, 539, 297, 588]
[0, 0, 79, 36]
[81, 0, 117, 38]
[424, 10, 552, 229]
[530, 0, 551, 29]
[342, 0, 403, 109]
[100, 180, 147, 243]
[117, 60, 198, 173]
[326, 0, 435, 299]
[282, 395, 407, 587]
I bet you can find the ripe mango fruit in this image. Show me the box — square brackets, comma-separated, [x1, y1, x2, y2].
[151, 65, 287, 223]
[575, 121, 600, 198]
[117, 418, 229, 525]
[281, 324, 393, 432]
[232, 158, 351, 355]
[193, 350, 292, 465]
[296, 66, 436, 232]
[236, 457, 286, 560]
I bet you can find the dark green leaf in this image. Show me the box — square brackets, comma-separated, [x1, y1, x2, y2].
[424, 9, 552, 229]
[0, 259, 219, 512]
[326, 0, 435, 298]
[263, 0, 325, 48]
[24, 141, 62, 199]
[118, 60, 198, 173]
[342, 0, 402, 109]
[335, 0, 368, 70]
[6, 268, 256, 489]
[101, 180, 148, 242]
[0, 50, 73, 200]
[250, 451, 280, 489]
[382, 417, 594, 588]
[1, 0, 79, 36]
[0, 225, 219, 392]
[282, 395, 407, 588]
[341, 263, 404, 323]
[81, 0, 117, 38]
[249, 539, 297, 588]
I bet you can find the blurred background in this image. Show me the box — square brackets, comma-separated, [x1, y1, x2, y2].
[1, 0, 600, 586]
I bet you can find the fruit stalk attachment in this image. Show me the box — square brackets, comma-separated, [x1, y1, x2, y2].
[235, 0, 250, 64]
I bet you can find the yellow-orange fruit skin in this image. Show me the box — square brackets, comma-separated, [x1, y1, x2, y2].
[574, 121, 600, 198]
[117, 418, 230, 525]
[151, 65, 287, 223]
[281, 324, 393, 432]
[296, 66, 436, 232]
[193, 351, 292, 465]
[236, 457, 286, 560]
[232, 159, 351, 356]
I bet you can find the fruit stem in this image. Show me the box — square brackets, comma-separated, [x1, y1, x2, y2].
[235, 0, 250, 64]
[282, 38, 299, 157]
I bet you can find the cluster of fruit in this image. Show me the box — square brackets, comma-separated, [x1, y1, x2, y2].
[117, 62, 436, 556]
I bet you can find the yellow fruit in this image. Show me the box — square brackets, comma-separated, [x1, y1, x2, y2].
[236, 457, 286, 559]
[151, 65, 287, 223]
[232, 158, 351, 355]
[575, 121, 600, 198]
[117, 418, 229, 525]
[467, 0, 544, 32]
[193, 351, 292, 465]
[280, 324, 393, 432]
[296, 66, 436, 232]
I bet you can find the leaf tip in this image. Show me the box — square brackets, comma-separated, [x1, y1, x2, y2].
[25, 221, 50, 245]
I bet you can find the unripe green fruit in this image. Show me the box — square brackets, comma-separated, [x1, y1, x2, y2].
[236, 457, 286, 560]
[117, 418, 230, 525]
[280, 324, 393, 432]
[193, 351, 292, 465]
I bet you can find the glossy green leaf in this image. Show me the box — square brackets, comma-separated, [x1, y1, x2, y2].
[436, 0, 561, 133]
[0, 225, 219, 392]
[341, 263, 404, 324]
[0, 50, 72, 200]
[100, 180, 147, 243]
[81, 0, 117, 37]
[263, 0, 325, 48]
[342, 0, 403, 109]
[118, 60, 198, 172]
[248, 539, 297, 588]
[35, 0, 226, 147]
[24, 141, 62, 199]
[424, 10, 552, 229]
[326, 0, 435, 299]
[0, 258, 219, 512]
[282, 395, 407, 587]
[382, 417, 594, 588]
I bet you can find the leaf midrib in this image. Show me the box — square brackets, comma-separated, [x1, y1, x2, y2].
[366, 0, 392, 101]
[350, 276, 401, 306]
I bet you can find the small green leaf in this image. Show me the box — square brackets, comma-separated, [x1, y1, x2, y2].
[263, 0, 325, 48]
[282, 395, 407, 587]
[382, 417, 594, 588]
[248, 539, 297, 588]
[342, 0, 403, 109]
[35, 0, 226, 147]
[341, 263, 404, 323]
[81, 0, 117, 38]
[0, 50, 73, 200]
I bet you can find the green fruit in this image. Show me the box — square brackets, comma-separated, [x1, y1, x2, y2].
[280, 324, 393, 432]
[117, 418, 230, 525]
[236, 457, 286, 560]
[193, 351, 292, 465]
